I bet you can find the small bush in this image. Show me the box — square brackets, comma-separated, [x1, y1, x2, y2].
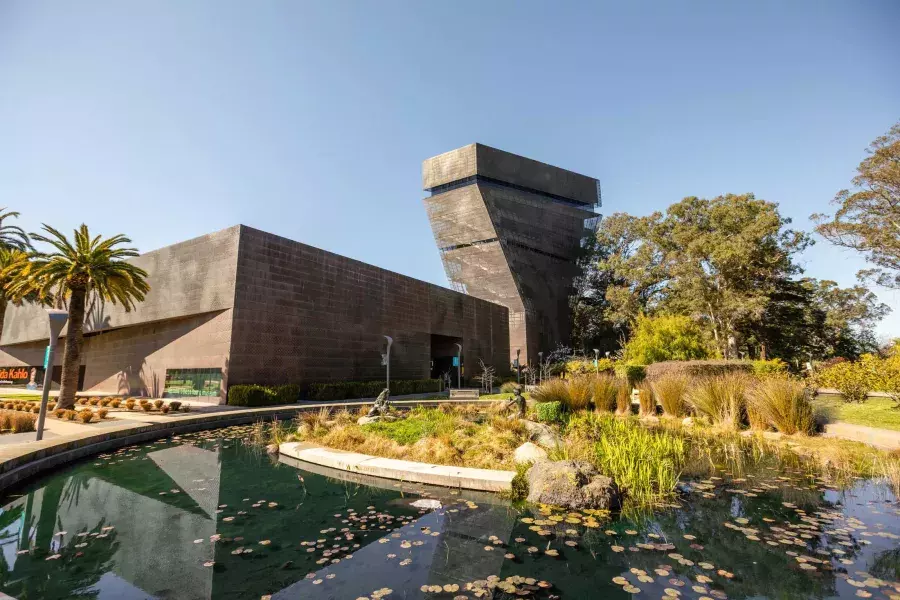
[510, 462, 530, 501]
[227, 383, 302, 406]
[637, 382, 656, 416]
[181, 405, 191, 413]
[89, 398, 100, 406]
[78, 411, 94, 423]
[153, 399, 164, 409]
[141, 403, 153, 412]
[168, 401, 182, 411]
[97, 408, 109, 419]
[78, 398, 89, 406]
[622, 314, 714, 365]
[751, 358, 788, 376]
[110, 399, 121, 408]
[47, 402, 56, 411]
[500, 381, 519, 394]
[688, 374, 747, 429]
[535, 401, 563, 424]
[564, 358, 615, 376]
[161, 406, 170, 414]
[31, 406, 40, 414]
[0, 410, 37, 433]
[53, 408, 66, 418]
[748, 378, 815, 435]
[64, 410, 77, 421]
[99, 398, 110, 407]
[125, 400, 135, 410]
[652, 374, 690, 418]
[590, 374, 618, 413]
[646, 360, 754, 381]
[614, 363, 646, 386]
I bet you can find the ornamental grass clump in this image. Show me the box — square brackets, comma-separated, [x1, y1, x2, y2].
[153, 399, 164, 409]
[688, 374, 747, 430]
[531, 379, 570, 407]
[125, 400, 135, 410]
[64, 410, 77, 421]
[168, 401, 182, 411]
[615, 379, 632, 415]
[564, 376, 593, 411]
[97, 408, 109, 419]
[78, 410, 94, 423]
[637, 382, 655, 416]
[748, 377, 816, 435]
[590, 374, 618, 413]
[567, 413, 685, 507]
[651, 374, 690, 418]
[0, 410, 36, 433]
[110, 399, 121, 408]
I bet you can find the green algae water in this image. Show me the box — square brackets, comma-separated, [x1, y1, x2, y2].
[0, 425, 898, 600]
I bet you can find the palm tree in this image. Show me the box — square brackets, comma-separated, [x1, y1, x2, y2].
[0, 248, 42, 343]
[0, 208, 30, 251]
[9, 225, 150, 409]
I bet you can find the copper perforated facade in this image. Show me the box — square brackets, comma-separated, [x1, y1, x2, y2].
[424, 144, 600, 365]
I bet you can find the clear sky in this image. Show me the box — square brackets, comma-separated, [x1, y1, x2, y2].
[1, 1, 898, 335]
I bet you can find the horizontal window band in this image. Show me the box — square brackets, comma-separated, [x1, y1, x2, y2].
[426, 174, 595, 210]
[439, 237, 572, 262]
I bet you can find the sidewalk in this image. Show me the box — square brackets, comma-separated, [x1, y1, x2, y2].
[821, 421, 900, 451]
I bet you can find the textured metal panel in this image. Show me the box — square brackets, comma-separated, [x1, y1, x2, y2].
[423, 145, 599, 364]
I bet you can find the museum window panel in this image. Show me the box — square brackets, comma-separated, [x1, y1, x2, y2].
[163, 368, 222, 398]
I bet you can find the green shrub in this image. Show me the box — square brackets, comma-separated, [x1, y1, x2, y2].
[814, 353, 900, 403]
[622, 314, 714, 365]
[652, 374, 690, 417]
[590, 374, 618, 413]
[614, 363, 646, 387]
[565, 358, 615, 376]
[535, 401, 563, 424]
[748, 378, 815, 435]
[688, 373, 747, 429]
[646, 360, 754, 381]
[750, 358, 788, 375]
[227, 384, 301, 407]
[510, 462, 531, 501]
[307, 379, 440, 401]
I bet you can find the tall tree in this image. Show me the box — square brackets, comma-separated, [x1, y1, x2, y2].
[812, 121, 900, 289]
[10, 225, 149, 409]
[0, 248, 44, 343]
[0, 208, 30, 252]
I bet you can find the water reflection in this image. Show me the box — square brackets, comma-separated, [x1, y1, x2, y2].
[0, 427, 897, 600]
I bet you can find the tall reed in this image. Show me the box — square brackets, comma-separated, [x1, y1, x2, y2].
[564, 376, 593, 411]
[531, 379, 570, 406]
[688, 374, 747, 429]
[591, 374, 618, 413]
[652, 374, 690, 417]
[748, 377, 815, 435]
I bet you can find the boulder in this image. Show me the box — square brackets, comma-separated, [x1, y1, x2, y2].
[265, 444, 279, 455]
[681, 417, 694, 428]
[513, 442, 548, 464]
[526, 459, 621, 511]
[410, 499, 442, 510]
[357, 415, 380, 426]
[523, 420, 563, 448]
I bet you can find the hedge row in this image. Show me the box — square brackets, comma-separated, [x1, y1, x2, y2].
[227, 384, 300, 407]
[645, 360, 753, 380]
[307, 379, 441, 402]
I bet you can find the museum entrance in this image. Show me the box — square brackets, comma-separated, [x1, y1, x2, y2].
[430, 333, 462, 386]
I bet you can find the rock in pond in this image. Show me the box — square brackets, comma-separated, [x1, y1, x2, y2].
[523, 420, 563, 448]
[410, 499, 442, 509]
[265, 443, 279, 455]
[526, 459, 621, 511]
[513, 442, 547, 464]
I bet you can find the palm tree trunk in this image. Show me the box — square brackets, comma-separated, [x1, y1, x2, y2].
[0, 297, 6, 345]
[56, 287, 86, 410]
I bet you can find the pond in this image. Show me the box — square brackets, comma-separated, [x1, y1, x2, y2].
[0, 425, 898, 600]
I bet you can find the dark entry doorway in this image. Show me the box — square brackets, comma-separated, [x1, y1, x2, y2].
[430, 334, 462, 383]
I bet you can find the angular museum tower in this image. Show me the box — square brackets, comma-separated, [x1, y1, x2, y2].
[423, 144, 600, 365]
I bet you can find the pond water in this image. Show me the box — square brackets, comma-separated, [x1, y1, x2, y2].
[0, 425, 898, 600]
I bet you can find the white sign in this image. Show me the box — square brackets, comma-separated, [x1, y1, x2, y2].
[381, 353, 388, 366]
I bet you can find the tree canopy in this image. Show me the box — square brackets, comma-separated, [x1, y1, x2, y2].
[812, 121, 900, 289]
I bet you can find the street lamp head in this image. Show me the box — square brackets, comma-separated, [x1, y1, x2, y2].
[46, 309, 68, 341]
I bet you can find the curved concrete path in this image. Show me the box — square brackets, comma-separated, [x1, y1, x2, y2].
[822, 422, 900, 451]
[279, 441, 515, 492]
[0, 398, 496, 493]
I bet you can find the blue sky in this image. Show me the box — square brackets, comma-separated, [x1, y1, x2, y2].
[1, 1, 898, 336]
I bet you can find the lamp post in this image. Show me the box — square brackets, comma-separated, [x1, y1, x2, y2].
[593, 348, 599, 374]
[383, 335, 393, 393]
[538, 351, 543, 385]
[455, 343, 462, 388]
[515, 348, 521, 385]
[36, 309, 68, 442]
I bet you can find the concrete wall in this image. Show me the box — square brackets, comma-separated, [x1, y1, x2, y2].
[227, 226, 509, 386]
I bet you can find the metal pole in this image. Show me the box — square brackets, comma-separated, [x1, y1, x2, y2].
[36, 310, 68, 442]
[383, 335, 393, 393]
[516, 349, 521, 385]
[538, 352, 543, 385]
[455, 343, 462, 389]
[593, 349, 599, 374]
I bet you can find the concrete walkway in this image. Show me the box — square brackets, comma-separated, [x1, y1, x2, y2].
[821, 422, 900, 451]
[280, 441, 515, 492]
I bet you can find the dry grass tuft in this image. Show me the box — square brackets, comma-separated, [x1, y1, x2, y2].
[616, 379, 632, 415]
[0, 410, 36, 433]
[748, 378, 815, 435]
[688, 374, 747, 429]
[591, 374, 618, 413]
[652, 374, 690, 418]
[637, 382, 656, 416]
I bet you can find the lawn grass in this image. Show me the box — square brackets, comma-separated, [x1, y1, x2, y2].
[812, 394, 900, 432]
[0, 393, 42, 401]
